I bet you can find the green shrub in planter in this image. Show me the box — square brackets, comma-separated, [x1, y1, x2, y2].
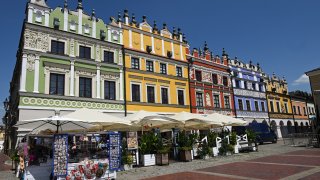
[207, 131, 218, 148]
[229, 132, 237, 146]
[197, 141, 212, 159]
[245, 129, 257, 143]
[139, 132, 157, 155]
[218, 138, 234, 156]
[177, 131, 198, 161]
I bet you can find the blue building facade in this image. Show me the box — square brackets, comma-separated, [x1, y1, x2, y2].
[229, 59, 269, 124]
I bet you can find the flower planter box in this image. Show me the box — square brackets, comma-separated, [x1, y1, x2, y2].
[212, 147, 219, 157]
[123, 164, 133, 171]
[179, 150, 192, 162]
[156, 153, 169, 166]
[141, 154, 156, 166]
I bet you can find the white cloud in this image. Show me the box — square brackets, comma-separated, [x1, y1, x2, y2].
[292, 74, 309, 85]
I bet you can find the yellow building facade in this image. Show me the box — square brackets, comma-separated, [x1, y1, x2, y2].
[266, 73, 294, 138]
[120, 11, 190, 114]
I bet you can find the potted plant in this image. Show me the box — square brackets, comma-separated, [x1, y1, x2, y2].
[139, 132, 157, 166]
[197, 141, 212, 160]
[11, 151, 19, 173]
[155, 134, 170, 165]
[229, 132, 239, 154]
[219, 138, 234, 156]
[207, 131, 219, 156]
[121, 155, 133, 170]
[177, 131, 197, 162]
[246, 129, 258, 151]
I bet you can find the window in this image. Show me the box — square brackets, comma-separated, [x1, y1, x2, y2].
[246, 100, 251, 111]
[276, 102, 281, 113]
[51, 40, 65, 55]
[244, 81, 248, 89]
[235, 80, 241, 88]
[223, 76, 228, 86]
[214, 95, 220, 108]
[293, 106, 297, 114]
[238, 99, 243, 110]
[49, 73, 65, 95]
[161, 87, 169, 104]
[224, 96, 230, 109]
[303, 107, 306, 115]
[160, 63, 167, 74]
[104, 51, 114, 63]
[104, 81, 115, 100]
[146, 60, 154, 72]
[79, 77, 92, 98]
[178, 90, 184, 105]
[79, 46, 91, 59]
[147, 86, 155, 103]
[195, 70, 202, 81]
[212, 74, 218, 84]
[298, 106, 301, 115]
[255, 101, 259, 111]
[270, 101, 274, 112]
[176, 66, 183, 77]
[196, 92, 203, 107]
[261, 102, 265, 112]
[252, 83, 256, 90]
[131, 84, 140, 102]
[259, 84, 264, 92]
[131, 57, 140, 69]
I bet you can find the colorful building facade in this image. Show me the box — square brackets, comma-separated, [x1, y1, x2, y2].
[266, 73, 293, 138]
[120, 10, 190, 115]
[187, 44, 234, 116]
[290, 95, 310, 133]
[4, 0, 125, 152]
[229, 59, 269, 123]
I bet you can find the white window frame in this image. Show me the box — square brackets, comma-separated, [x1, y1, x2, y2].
[77, 42, 94, 59]
[102, 49, 116, 63]
[48, 72, 68, 96]
[146, 84, 157, 103]
[212, 92, 221, 108]
[145, 59, 155, 72]
[195, 91, 204, 107]
[224, 96, 230, 109]
[276, 101, 281, 113]
[103, 80, 117, 100]
[159, 62, 168, 75]
[160, 86, 170, 104]
[176, 88, 186, 106]
[175, 65, 183, 78]
[130, 55, 141, 70]
[49, 37, 68, 55]
[130, 81, 142, 102]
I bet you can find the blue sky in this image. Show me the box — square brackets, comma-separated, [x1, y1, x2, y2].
[0, 0, 319, 118]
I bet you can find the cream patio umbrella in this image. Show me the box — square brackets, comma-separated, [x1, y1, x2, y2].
[14, 115, 95, 133]
[203, 113, 247, 126]
[63, 108, 131, 130]
[126, 110, 180, 132]
[169, 111, 223, 129]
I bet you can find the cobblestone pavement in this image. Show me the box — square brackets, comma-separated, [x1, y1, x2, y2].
[118, 141, 312, 180]
[1, 141, 317, 180]
[140, 143, 320, 180]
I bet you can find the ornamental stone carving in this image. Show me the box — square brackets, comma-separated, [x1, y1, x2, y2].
[24, 29, 49, 52]
[75, 70, 96, 77]
[101, 73, 120, 80]
[237, 111, 268, 118]
[70, 39, 75, 57]
[206, 93, 211, 106]
[96, 45, 100, 61]
[202, 72, 211, 82]
[233, 89, 266, 99]
[189, 68, 194, 79]
[218, 74, 222, 84]
[27, 54, 36, 71]
[118, 51, 123, 65]
[203, 109, 232, 116]
[44, 66, 70, 75]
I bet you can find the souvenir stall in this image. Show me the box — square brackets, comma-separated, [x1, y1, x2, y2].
[23, 132, 122, 180]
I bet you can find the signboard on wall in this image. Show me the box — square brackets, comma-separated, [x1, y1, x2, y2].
[53, 134, 68, 177]
[127, 132, 138, 149]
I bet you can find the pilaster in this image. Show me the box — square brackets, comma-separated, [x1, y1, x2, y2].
[78, 9, 83, 34]
[64, 8, 68, 31]
[171, 42, 175, 59]
[96, 65, 101, 98]
[70, 60, 75, 96]
[44, 10, 49, 27]
[92, 17, 96, 38]
[20, 54, 27, 92]
[28, 6, 34, 23]
[129, 29, 132, 48]
[33, 55, 40, 93]
[119, 69, 124, 100]
[140, 33, 144, 51]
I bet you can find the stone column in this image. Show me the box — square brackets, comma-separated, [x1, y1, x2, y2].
[107, 27, 111, 42]
[119, 69, 124, 101]
[33, 55, 40, 93]
[44, 10, 50, 27]
[96, 65, 101, 99]
[28, 7, 33, 23]
[78, 9, 83, 34]
[70, 60, 75, 96]
[92, 17, 96, 38]
[64, 8, 68, 31]
[20, 54, 27, 92]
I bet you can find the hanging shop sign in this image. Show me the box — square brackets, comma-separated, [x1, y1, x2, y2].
[108, 132, 121, 171]
[53, 134, 68, 177]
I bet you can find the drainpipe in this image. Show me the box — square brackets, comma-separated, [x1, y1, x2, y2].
[187, 57, 193, 113]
